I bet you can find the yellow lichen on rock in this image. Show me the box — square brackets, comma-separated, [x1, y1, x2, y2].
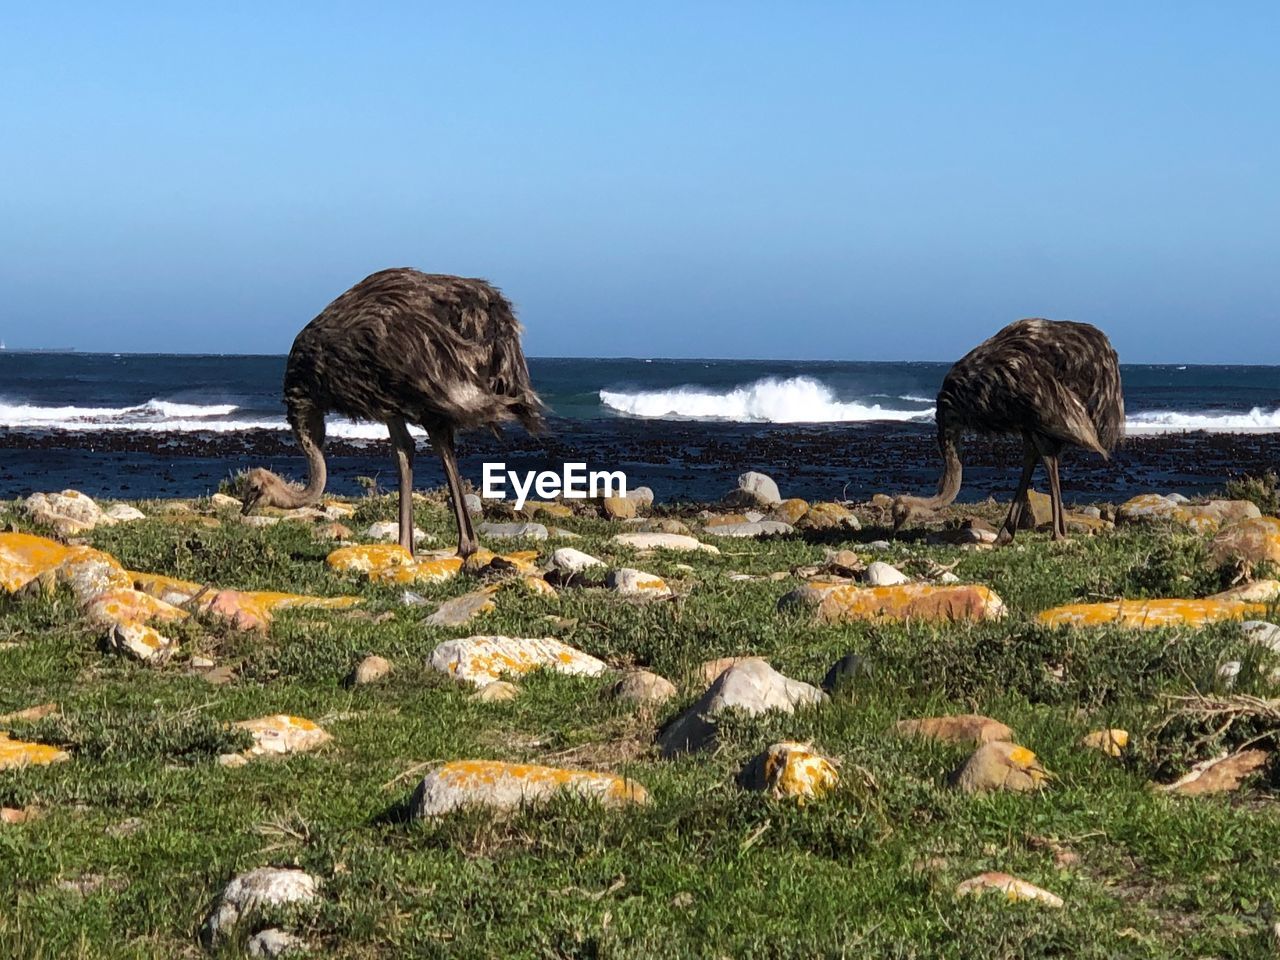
[950, 741, 1051, 793]
[1209, 580, 1280, 604]
[757, 741, 839, 804]
[0, 532, 75, 592]
[956, 872, 1064, 908]
[370, 556, 465, 585]
[205, 589, 362, 631]
[230, 715, 332, 760]
[84, 588, 190, 627]
[326, 544, 417, 575]
[1037, 597, 1265, 629]
[1081, 729, 1129, 757]
[411, 759, 649, 817]
[781, 582, 1006, 624]
[0, 733, 70, 770]
[1212, 516, 1280, 567]
[130, 571, 205, 605]
[430, 635, 607, 687]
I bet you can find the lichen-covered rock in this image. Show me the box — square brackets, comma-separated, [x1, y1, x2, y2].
[740, 741, 839, 804]
[1212, 581, 1280, 604]
[429, 635, 607, 688]
[658, 659, 826, 757]
[1016, 489, 1054, 530]
[610, 532, 720, 554]
[24, 490, 112, 534]
[950, 741, 1050, 793]
[780, 581, 1006, 624]
[470, 680, 520, 702]
[956, 872, 1063, 908]
[107, 621, 178, 663]
[1243, 620, 1280, 653]
[409, 760, 649, 817]
[702, 520, 794, 538]
[478, 521, 549, 542]
[610, 669, 677, 705]
[1118, 495, 1261, 535]
[369, 555, 466, 585]
[1155, 749, 1269, 795]
[605, 568, 673, 598]
[1081, 729, 1128, 757]
[1212, 516, 1280, 567]
[247, 928, 309, 958]
[462, 548, 540, 577]
[635, 518, 693, 536]
[521, 500, 574, 520]
[724, 471, 782, 508]
[326, 543, 417, 575]
[362, 521, 431, 545]
[0, 532, 76, 593]
[796, 502, 861, 532]
[894, 714, 1013, 745]
[0, 733, 70, 770]
[601, 496, 638, 520]
[1037, 597, 1265, 629]
[202, 867, 319, 948]
[130, 571, 205, 605]
[549, 548, 604, 576]
[772, 498, 811, 524]
[229, 715, 331, 760]
[205, 589, 362, 631]
[697, 656, 765, 687]
[84, 588, 188, 628]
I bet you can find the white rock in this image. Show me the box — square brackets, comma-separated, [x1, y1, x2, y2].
[231, 715, 332, 759]
[429, 635, 607, 687]
[464, 493, 484, 515]
[104, 504, 146, 522]
[410, 760, 648, 818]
[938, 571, 961, 584]
[744, 510, 765, 523]
[866, 540, 892, 550]
[864, 561, 909, 586]
[247, 928, 309, 957]
[955, 872, 1063, 908]
[658, 659, 827, 756]
[24, 490, 110, 529]
[611, 669, 677, 705]
[702, 521, 794, 538]
[362, 521, 430, 545]
[1217, 661, 1242, 688]
[107, 622, 177, 664]
[725, 471, 782, 507]
[610, 532, 720, 554]
[211, 492, 242, 509]
[203, 867, 318, 947]
[241, 515, 280, 528]
[1166, 492, 1191, 504]
[550, 548, 605, 575]
[606, 568, 673, 598]
[350, 654, 391, 685]
[478, 521, 549, 541]
[626, 486, 655, 507]
[1243, 621, 1280, 654]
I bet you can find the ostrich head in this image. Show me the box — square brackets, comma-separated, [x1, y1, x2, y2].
[238, 467, 293, 514]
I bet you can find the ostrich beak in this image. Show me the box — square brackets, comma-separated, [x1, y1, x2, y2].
[240, 492, 261, 515]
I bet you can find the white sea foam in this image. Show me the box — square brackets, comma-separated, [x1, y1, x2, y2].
[1125, 407, 1280, 433]
[599, 376, 935, 423]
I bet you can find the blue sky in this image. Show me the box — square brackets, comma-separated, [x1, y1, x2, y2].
[2, 3, 1277, 361]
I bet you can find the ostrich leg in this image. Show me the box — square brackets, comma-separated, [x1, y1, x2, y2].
[996, 443, 1039, 545]
[428, 422, 478, 558]
[1044, 454, 1068, 540]
[387, 418, 417, 555]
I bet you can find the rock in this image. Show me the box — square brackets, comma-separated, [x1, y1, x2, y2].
[409, 760, 649, 817]
[520, 500, 573, 520]
[797, 502, 861, 532]
[107, 621, 178, 664]
[864, 561, 910, 586]
[658, 659, 826, 757]
[1078, 505, 1103, 519]
[636, 518, 692, 536]
[211, 492, 242, 509]
[247, 928, 309, 958]
[937, 571, 961, 584]
[0, 733, 70, 770]
[701, 520, 794, 538]
[739, 741, 839, 804]
[1212, 516, 1280, 566]
[55, 547, 133, 605]
[241, 514, 280, 528]
[425, 588, 499, 627]
[314, 521, 353, 541]
[549, 548, 604, 576]
[104, 504, 146, 522]
[894, 714, 1013, 745]
[724, 471, 782, 508]
[130, 571, 205, 605]
[85, 588, 189, 628]
[548, 527, 581, 540]
[478, 521, 549, 542]
[362, 521, 431, 545]
[605, 568, 673, 598]
[1, 806, 38, 825]
[1155, 749, 1269, 795]
[956, 872, 1063, 908]
[24, 490, 111, 533]
[772, 498, 811, 524]
[322, 500, 356, 520]
[1243, 621, 1280, 653]
[515, 575, 558, 597]
[1016, 489, 1054, 530]
[1081, 729, 1129, 757]
[349, 654, 391, 686]
[464, 493, 484, 515]
[602, 496, 638, 520]
[462, 548, 540, 577]
[1212, 580, 1280, 604]
[230, 715, 332, 760]
[204, 589, 362, 632]
[1037, 597, 1265, 629]
[1118, 495, 1262, 535]
[627, 486, 655, 507]
[470, 680, 520, 702]
[1216, 661, 1242, 688]
[190, 656, 215, 669]
[866, 539, 891, 550]
[429, 635, 607, 688]
[0, 702, 58, 723]
[610, 532, 719, 554]
[780, 582, 1006, 624]
[950, 741, 1050, 793]
[821, 653, 872, 694]
[203, 867, 319, 948]
[611, 669, 677, 705]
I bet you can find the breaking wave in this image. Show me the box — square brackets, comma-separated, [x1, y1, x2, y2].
[1125, 407, 1280, 433]
[599, 376, 935, 423]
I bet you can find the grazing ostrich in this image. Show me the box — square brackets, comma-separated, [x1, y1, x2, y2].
[892, 318, 1123, 543]
[240, 268, 544, 557]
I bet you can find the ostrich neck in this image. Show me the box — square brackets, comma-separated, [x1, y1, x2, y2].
[278, 425, 328, 507]
[906, 429, 963, 510]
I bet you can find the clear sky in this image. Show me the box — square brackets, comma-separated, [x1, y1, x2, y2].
[2, 3, 1277, 361]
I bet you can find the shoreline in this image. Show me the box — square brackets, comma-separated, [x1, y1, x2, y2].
[3, 421, 1278, 504]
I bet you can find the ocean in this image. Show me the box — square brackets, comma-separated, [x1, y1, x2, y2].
[2, 353, 1279, 503]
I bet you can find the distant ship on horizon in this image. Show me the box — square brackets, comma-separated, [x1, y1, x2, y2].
[0, 343, 77, 353]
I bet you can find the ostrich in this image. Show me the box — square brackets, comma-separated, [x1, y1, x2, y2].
[239, 268, 544, 558]
[891, 318, 1123, 543]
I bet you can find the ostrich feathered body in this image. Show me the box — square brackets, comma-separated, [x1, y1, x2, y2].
[936, 318, 1123, 455]
[283, 268, 544, 434]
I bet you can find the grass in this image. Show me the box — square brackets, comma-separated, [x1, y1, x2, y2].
[2, 492, 1280, 958]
